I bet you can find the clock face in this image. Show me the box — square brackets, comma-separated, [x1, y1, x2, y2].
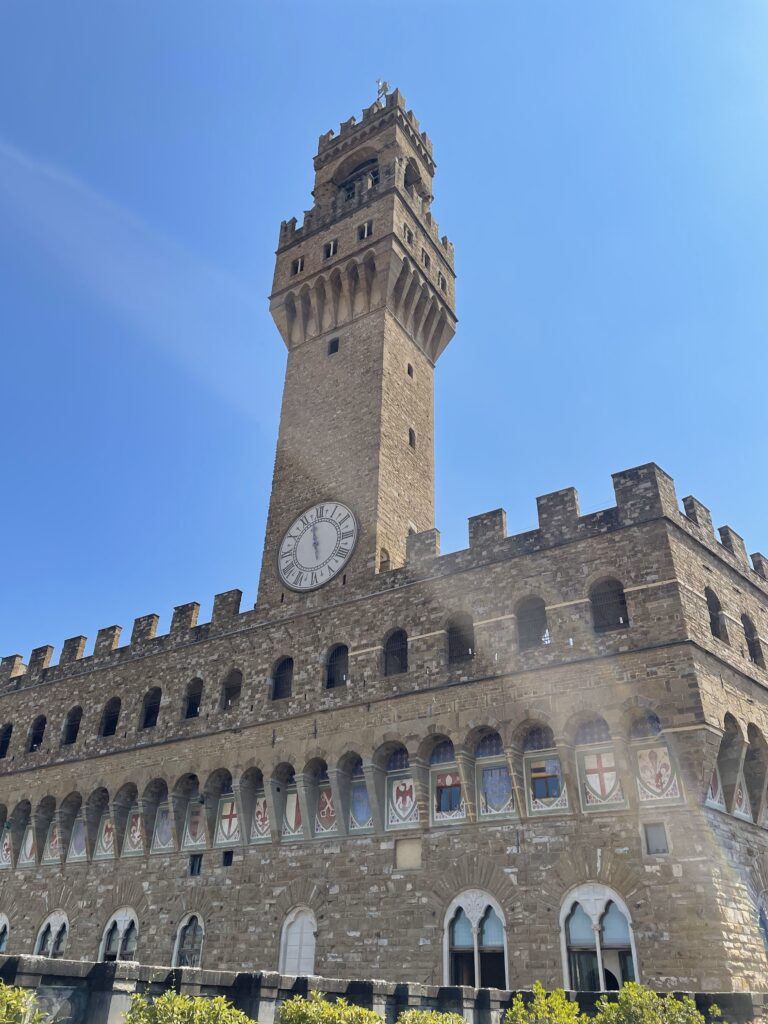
[278, 501, 358, 591]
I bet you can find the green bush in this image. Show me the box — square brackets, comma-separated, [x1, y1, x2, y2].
[505, 982, 720, 1024]
[505, 981, 585, 1024]
[0, 981, 45, 1024]
[591, 983, 719, 1024]
[279, 992, 382, 1024]
[124, 990, 256, 1023]
[396, 1010, 466, 1024]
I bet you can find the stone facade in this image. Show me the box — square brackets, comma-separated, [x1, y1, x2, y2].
[0, 88, 767, 999]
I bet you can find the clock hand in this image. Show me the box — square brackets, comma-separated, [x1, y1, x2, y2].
[311, 523, 320, 561]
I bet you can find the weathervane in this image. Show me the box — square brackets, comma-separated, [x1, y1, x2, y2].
[376, 79, 389, 101]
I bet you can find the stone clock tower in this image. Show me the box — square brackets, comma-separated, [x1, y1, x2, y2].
[257, 89, 456, 611]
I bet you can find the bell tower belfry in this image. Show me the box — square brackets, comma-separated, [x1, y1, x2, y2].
[256, 88, 456, 612]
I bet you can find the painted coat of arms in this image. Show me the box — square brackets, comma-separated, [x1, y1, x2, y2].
[387, 775, 419, 828]
[478, 765, 515, 817]
[214, 797, 241, 846]
[282, 791, 303, 837]
[250, 794, 270, 842]
[349, 781, 372, 831]
[67, 816, 88, 862]
[314, 788, 337, 834]
[42, 822, 61, 864]
[0, 830, 13, 869]
[18, 824, 36, 867]
[93, 813, 116, 859]
[705, 765, 726, 811]
[580, 749, 625, 808]
[636, 744, 681, 803]
[733, 771, 753, 821]
[182, 802, 207, 849]
[151, 803, 174, 853]
[122, 808, 144, 857]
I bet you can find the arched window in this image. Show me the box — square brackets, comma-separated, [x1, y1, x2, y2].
[0, 724, 12, 759]
[100, 697, 121, 737]
[272, 658, 294, 701]
[140, 688, 161, 730]
[743, 615, 764, 668]
[384, 630, 408, 676]
[173, 914, 204, 968]
[279, 907, 317, 975]
[183, 679, 203, 719]
[705, 588, 728, 644]
[444, 891, 508, 988]
[590, 579, 630, 632]
[517, 597, 549, 650]
[35, 911, 68, 959]
[561, 885, 637, 990]
[575, 717, 611, 746]
[27, 716, 46, 753]
[379, 548, 391, 573]
[447, 615, 474, 664]
[61, 707, 82, 747]
[220, 670, 242, 710]
[523, 725, 566, 815]
[0, 914, 8, 954]
[326, 645, 348, 689]
[100, 908, 138, 962]
[629, 711, 662, 740]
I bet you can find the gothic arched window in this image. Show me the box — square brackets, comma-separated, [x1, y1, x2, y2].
[447, 615, 475, 664]
[0, 914, 9, 954]
[743, 615, 764, 668]
[272, 658, 294, 701]
[61, 706, 82, 747]
[140, 688, 161, 730]
[384, 630, 408, 676]
[279, 907, 316, 975]
[27, 715, 46, 753]
[516, 597, 549, 650]
[100, 697, 121, 737]
[590, 579, 629, 633]
[705, 588, 728, 644]
[444, 892, 508, 988]
[326, 645, 349, 689]
[173, 913, 204, 968]
[561, 885, 637, 990]
[35, 911, 68, 959]
[100, 908, 139, 962]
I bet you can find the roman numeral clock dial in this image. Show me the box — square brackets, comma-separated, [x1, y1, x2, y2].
[277, 502, 359, 591]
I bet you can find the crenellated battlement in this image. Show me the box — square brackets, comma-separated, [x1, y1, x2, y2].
[4, 464, 765, 695]
[315, 88, 434, 168]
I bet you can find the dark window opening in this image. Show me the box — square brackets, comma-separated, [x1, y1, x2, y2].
[290, 256, 304, 275]
[630, 712, 662, 739]
[184, 679, 203, 720]
[323, 239, 338, 259]
[384, 630, 408, 676]
[176, 915, 203, 968]
[0, 724, 12, 759]
[272, 657, 294, 701]
[403, 224, 414, 245]
[121, 920, 137, 960]
[644, 822, 669, 855]
[447, 616, 475, 663]
[357, 220, 373, 241]
[328, 337, 339, 355]
[575, 717, 611, 746]
[140, 688, 161, 730]
[408, 428, 416, 449]
[222, 850, 234, 867]
[103, 922, 120, 962]
[189, 854, 203, 877]
[590, 579, 630, 632]
[61, 707, 82, 747]
[523, 725, 556, 752]
[326, 645, 349, 688]
[51, 924, 67, 959]
[743, 615, 764, 667]
[421, 248, 431, 269]
[407, 363, 414, 378]
[0, 925, 7, 954]
[100, 697, 121, 737]
[220, 670, 242, 710]
[705, 588, 728, 643]
[27, 715, 46, 753]
[386, 746, 409, 771]
[516, 597, 549, 650]
[438, 271, 447, 292]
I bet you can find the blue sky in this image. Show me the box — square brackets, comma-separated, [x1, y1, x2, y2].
[1, 2, 767, 660]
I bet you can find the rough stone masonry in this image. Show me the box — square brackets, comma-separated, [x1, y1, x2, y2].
[0, 89, 767, 1010]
